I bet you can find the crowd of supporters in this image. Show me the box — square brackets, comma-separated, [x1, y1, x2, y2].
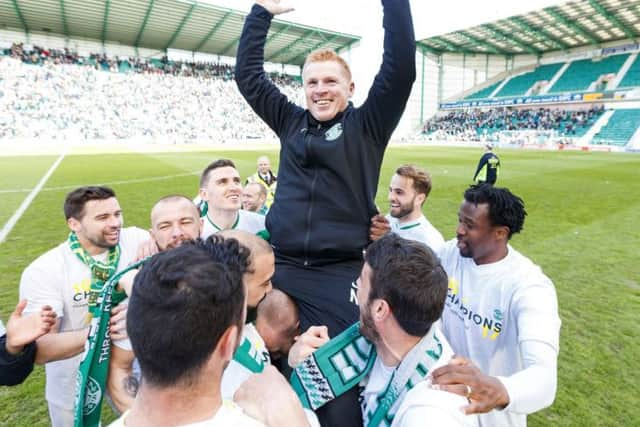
[423, 106, 605, 141]
[1, 43, 303, 140]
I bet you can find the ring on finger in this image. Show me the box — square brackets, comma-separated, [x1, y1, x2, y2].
[465, 384, 472, 399]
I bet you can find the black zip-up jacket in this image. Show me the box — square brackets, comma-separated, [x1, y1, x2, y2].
[236, 0, 416, 265]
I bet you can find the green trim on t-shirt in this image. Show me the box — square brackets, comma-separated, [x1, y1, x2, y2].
[207, 212, 240, 231]
[398, 222, 421, 231]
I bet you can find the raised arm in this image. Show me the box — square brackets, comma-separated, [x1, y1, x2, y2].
[360, 0, 417, 145]
[235, 1, 302, 136]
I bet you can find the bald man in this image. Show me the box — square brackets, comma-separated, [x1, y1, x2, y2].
[243, 182, 269, 215]
[215, 230, 276, 400]
[256, 289, 299, 361]
[109, 195, 203, 412]
[150, 195, 203, 250]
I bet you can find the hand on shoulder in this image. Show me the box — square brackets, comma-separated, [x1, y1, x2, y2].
[431, 355, 510, 415]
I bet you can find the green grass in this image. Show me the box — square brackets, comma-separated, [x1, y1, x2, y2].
[0, 146, 638, 426]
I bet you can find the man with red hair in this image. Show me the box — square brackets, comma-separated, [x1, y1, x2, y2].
[236, 2, 416, 424]
[236, 0, 415, 337]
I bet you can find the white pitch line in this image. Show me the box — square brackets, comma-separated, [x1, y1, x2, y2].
[0, 151, 66, 244]
[0, 171, 200, 194]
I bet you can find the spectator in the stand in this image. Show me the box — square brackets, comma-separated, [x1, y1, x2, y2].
[0, 44, 303, 141]
[423, 106, 605, 143]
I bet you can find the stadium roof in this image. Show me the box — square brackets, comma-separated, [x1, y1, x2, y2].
[0, 0, 360, 66]
[418, 0, 640, 56]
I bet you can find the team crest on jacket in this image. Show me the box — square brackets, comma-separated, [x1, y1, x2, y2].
[325, 123, 343, 141]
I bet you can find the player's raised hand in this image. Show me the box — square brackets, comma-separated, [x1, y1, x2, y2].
[6, 300, 57, 355]
[256, 0, 294, 15]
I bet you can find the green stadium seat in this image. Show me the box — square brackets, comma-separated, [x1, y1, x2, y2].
[617, 55, 640, 89]
[118, 60, 132, 73]
[592, 109, 640, 146]
[464, 80, 503, 100]
[150, 58, 165, 68]
[495, 63, 564, 98]
[548, 54, 629, 93]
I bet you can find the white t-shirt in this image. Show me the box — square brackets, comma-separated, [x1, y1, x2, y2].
[201, 210, 266, 240]
[221, 324, 320, 427]
[386, 214, 445, 254]
[109, 400, 265, 427]
[438, 240, 561, 427]
[0, 320, 5, 337]
[221, 323, 269, 400]
[19, 227, 150, 410]
[361, 330, 477, 427]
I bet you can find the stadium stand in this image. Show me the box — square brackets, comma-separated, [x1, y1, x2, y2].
[547, 54, 629, 93]
[4, 42, 297, 82]
[0, 45, 304, 141]
[617, 55, 640, 89]
[592, 109, 640, 146]
[464, 80, 503, 100]
[423, 106, 605, 142]
[495, 63, 564, 98]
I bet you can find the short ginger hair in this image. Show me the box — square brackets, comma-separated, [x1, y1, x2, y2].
[303, 49, 352, 81]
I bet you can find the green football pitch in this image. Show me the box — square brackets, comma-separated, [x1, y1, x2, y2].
[0, 145, 638, 426]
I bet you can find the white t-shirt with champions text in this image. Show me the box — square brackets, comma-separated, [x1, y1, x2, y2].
[19, 227, 149, 411]
[438, 240, 560, 427]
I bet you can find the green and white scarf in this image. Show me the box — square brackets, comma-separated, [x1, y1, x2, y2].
[68, 231, 139, 427]
[73, 260, 146, 427]
[290, 323, 445, 427]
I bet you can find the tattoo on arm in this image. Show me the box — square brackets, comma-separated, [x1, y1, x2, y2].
[123, 375, 139, 397]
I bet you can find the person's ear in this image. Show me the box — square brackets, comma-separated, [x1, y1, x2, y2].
[494, 225, 510, 242]
[67, 217, 81, 233]
[199, 187, 208, 201]
[218, 324, 239, 362]
[373, 299, 390, 322]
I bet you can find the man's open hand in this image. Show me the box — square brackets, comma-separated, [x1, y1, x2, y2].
[6, 300, 57, 355]
[256, 0, 294, 15]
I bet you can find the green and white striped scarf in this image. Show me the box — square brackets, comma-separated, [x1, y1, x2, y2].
[290, 323, 445, 427]
[73, 259, 147, 427]
[68, 231, 138, 427]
